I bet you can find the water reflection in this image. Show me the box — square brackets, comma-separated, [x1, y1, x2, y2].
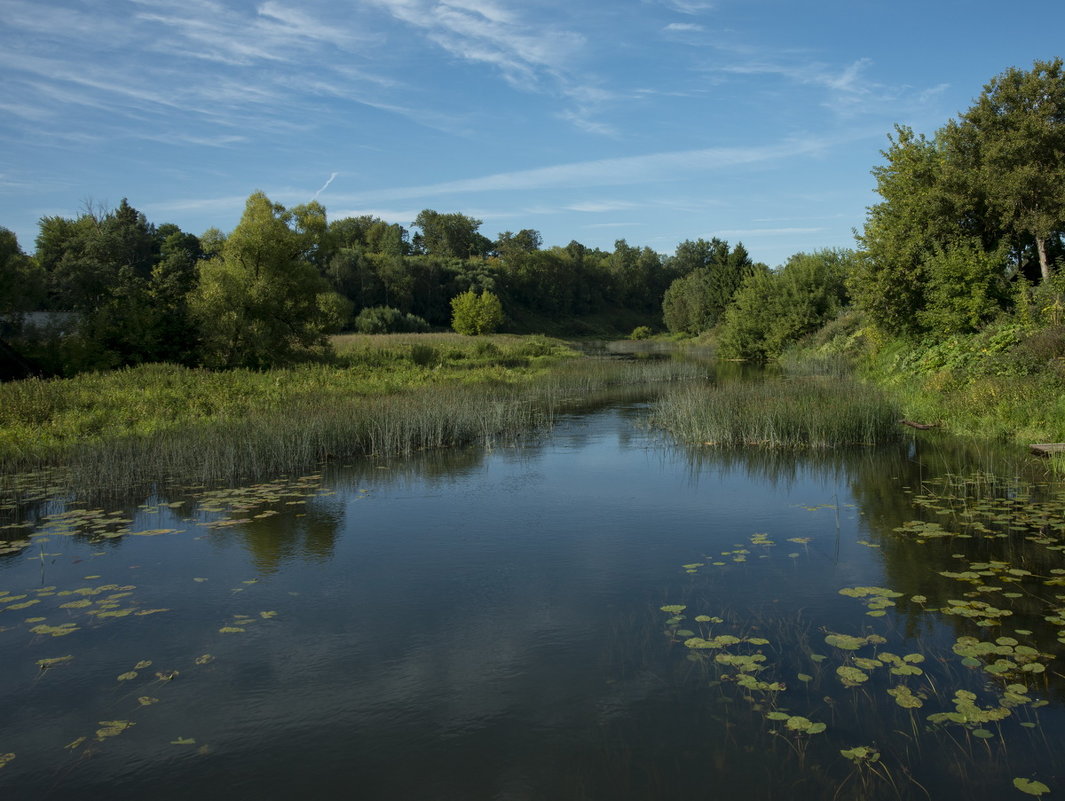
[1, 405, 1064, 800]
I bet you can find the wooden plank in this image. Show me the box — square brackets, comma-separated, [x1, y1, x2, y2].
[1030, 443, 1065, 456]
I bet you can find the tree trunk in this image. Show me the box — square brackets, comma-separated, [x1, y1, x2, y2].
[1036, 236, 1051, 281]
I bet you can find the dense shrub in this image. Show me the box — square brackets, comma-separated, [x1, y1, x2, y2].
[354, 306, 430, 334]
[718, 249, 853, 361]
[450, 290, 504, 335]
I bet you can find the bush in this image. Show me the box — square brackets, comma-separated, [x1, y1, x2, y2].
[450, 291, 504, 335]
[409, 344, 439, 367]
[630, 325, 653, 340]
[718, 250, 852, 361]
[354, 306, 430, 334]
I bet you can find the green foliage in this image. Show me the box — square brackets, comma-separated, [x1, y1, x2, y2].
[18, 194, 705, 376]
[451, 290, 504, 335]
[955, 58, 1065, 280]
[662, 239, 757, 335]
[353, 306, 429, 334]
[0, 337, 702, 485]
[853, 60, 1065, 337]
[0, 228, 44, 318]
[413, 209, 491, 259]
[629, 325, 653, 340]
[190, 192, 345, 368]
[652, 377, 901, 448]
[30, 199, 204, 371]
[917, 240, 1010, 334]
[494, 229, 542, 261]
[850, 126, 963, 335]
[718, 249, 853, 361]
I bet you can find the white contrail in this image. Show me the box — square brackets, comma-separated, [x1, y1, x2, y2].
[312, 172, 339, 201]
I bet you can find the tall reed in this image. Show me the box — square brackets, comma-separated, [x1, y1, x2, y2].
[650, 376, 901, 448]
[1, 354, 706, 497]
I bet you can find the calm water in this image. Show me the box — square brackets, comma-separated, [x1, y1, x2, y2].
[1, 402, 1063, 800]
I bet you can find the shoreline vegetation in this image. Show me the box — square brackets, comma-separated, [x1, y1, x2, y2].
[0, 334, 709, 499]
[782, 310, 1065, 449]
[3, 322, 1062, 504]
[651, 375, 902, 449]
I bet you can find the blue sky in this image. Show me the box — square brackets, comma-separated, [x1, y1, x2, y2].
[2, 0, 1063, 267]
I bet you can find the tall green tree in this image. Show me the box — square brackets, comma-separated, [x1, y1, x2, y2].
[850, 126, 960, 335]
[719, 249, 853, 360]
[495, 229, 542, 261]
[0, 228, 44, 318]
[854, 60, 1065, 337]
[191, 192, 348, 368]
[412, 210, 491, 259]
[32, 199, 203, 368]
[950, 58, 1065, 280]
[661, 238, 756, 334]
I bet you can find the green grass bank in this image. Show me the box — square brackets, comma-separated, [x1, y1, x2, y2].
[787, 311, 1065, 446]
[0, 334, 706, 496]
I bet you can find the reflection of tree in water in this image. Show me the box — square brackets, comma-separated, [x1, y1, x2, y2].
[233, 446, 495, 572]
[677, 439, 895, 490]
[233, 502, 344, 574]
[329, 444, 492, 488]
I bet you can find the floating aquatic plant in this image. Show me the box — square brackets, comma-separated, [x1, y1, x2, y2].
[1013, 777, 1051, 796]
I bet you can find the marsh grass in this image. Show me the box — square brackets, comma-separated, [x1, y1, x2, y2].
[651, 376, 901, 448]
[0, 339, 706, 498]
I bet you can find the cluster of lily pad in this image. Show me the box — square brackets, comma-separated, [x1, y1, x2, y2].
[661, 469, 1065, 798]
[678, 532, 817, 574]
[0, 472, 341, 561]
[0, 472, 318, 775]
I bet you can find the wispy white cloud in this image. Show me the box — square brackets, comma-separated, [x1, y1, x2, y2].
[141, 134, 847, 231]
[137, 133, 249, 148]
[660, 0, 715, 14]
[367, 0, 620, 134]
[312, 172, 340, 201]
[566, 200, 641, 213]
[555, 109, 619, 137]
[369, 0, 584, 90]
[713, 54, 944, 117]
[751, 214, 847, 223]
[331, 133, 843, 202]
[0, 0, 459, 147]
[0, 100, 52, 121]
[147, 195, 254, 214]
[663, 22, 705, 33]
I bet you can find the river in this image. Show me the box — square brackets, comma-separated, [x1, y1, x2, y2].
[1, 398, 1063, 799]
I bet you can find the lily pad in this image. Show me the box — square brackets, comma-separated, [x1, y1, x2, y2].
[1013, 778, 1050, 796]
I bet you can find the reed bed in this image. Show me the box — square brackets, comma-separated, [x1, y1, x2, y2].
[0, 349, 707, 498]
[650, 376, 901, 448]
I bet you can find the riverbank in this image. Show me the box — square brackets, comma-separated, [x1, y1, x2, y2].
[0, 334, 707, 495]
[786, 311, 1065, 448]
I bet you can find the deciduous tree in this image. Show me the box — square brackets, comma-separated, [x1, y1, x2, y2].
[191, 192, 347, 367]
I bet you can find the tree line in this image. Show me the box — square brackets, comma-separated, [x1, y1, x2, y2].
[0, 189, 766, 375]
